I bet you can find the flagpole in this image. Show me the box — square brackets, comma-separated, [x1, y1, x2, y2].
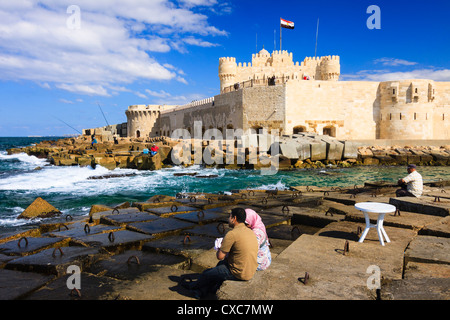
[280, 17, 282, 51]
[274, 29, 276, 51]
[314, 18, 319, 58]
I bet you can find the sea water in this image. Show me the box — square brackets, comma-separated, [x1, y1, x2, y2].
[1, 136, 450, 233]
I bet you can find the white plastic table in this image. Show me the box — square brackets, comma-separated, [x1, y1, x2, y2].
[354, 202, 395, 246]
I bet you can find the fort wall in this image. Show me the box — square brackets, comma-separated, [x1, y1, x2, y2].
[285, 80, 378, 139]
[159, 92, 244, 138]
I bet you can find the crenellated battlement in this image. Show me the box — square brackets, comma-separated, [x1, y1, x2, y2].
[219, 49, 341, 92]
[219, 57, 236, 63]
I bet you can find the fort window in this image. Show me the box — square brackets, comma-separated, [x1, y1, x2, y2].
[415, 88, 418, 93]
[393, 89, 396, 94]
[389, 113, 392, 120]
[400, 113, 402, 120]
[136, 130, 141, 138]
[443, 114, 445, 120]
[414, 113, 417, 120]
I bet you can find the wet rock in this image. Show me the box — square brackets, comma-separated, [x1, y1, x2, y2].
[17, 197, 62, 220]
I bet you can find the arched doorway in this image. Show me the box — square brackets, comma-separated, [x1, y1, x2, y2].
[136, 130, 141, 138]
[293, 125, 306, 134]
[323, 126, 336, 137]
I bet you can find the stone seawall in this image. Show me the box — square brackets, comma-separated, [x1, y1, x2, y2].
[6, 134, 450, 171]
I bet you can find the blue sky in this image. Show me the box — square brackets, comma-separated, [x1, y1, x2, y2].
[0, 0, 449, 136]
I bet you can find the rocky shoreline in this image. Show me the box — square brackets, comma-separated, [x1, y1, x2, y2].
[6, 134, 450, 171]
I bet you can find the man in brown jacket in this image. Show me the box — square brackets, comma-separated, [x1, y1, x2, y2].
[181, 207, 259, 298]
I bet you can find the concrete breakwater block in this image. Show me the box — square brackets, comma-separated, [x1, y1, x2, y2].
[24, 272, 121, 300]
[127, 218, 195, 237]
[142, 235, 215, 258]
[74, 230, 153, 251]
[419, 216, 450, 238]
[290, 206, 345, 228]
[0, 269, 55, 300]
[100, 211, 159, 226]
[389, 197, 450, 217]
[405, 235, 450, 265]
[0, 236, 69, 257]
[89, 249, 188, 281]
[17, 197, 62, 220]
[404, 261, 450, 279]
[172, 209, 228, 225]
[146, 205, 198, 217]
[380, 278, 450, 300]
[5, 247, 106, 276]
[133, 200, 179, 212]
[266, 224, 321, 241]
[0, 228, 41, 245]
[187, 222, 231, 238]
[48, 222, 123, 238]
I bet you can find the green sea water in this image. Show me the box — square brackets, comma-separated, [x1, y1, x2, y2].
[1, 136, 450, 233]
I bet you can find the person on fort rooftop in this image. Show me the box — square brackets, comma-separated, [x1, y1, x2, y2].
[396, 164, 423, 197]
[245, 208, 271, 271]
[181, 208, 258, 299]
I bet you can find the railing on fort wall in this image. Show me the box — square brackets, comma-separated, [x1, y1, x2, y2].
[222, 76, 289, 94]
[162, 97, 215, 113]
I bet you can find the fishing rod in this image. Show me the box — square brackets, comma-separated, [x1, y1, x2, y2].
[53, 116, 83, 135]
[97, 102, 110, 127]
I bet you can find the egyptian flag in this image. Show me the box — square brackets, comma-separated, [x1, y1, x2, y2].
[280, 18, 294, 29]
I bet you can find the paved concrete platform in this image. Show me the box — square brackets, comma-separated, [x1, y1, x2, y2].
[217, 230, 415, 300]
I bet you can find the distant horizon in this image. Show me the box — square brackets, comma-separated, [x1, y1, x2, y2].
[1, 0, 449, 137]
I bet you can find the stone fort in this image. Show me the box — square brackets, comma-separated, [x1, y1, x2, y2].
[90, 49, 450, 141]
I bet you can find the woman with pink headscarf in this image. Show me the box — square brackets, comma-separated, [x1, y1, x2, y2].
[245, 208, 271, 271]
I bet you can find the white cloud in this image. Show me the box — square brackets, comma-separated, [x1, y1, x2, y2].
[0, 0, 226, 96]
[374, 58, 418, 66]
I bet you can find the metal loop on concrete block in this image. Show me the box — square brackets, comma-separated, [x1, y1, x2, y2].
[58, 224, 69, 231]
[108, 231, 115, 242]
[171, 204, 178, 212]
[127, 255, 140, 265]
[18, 237, 28, 248]
[52, 247, 64, 258]
[217, 222, 226, 235]
[197, 211, 205, 218]
[84, 224, 91, 234]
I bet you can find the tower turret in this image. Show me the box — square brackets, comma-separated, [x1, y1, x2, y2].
[319, 55, 340, 81]
[219, 57, 237, 93]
